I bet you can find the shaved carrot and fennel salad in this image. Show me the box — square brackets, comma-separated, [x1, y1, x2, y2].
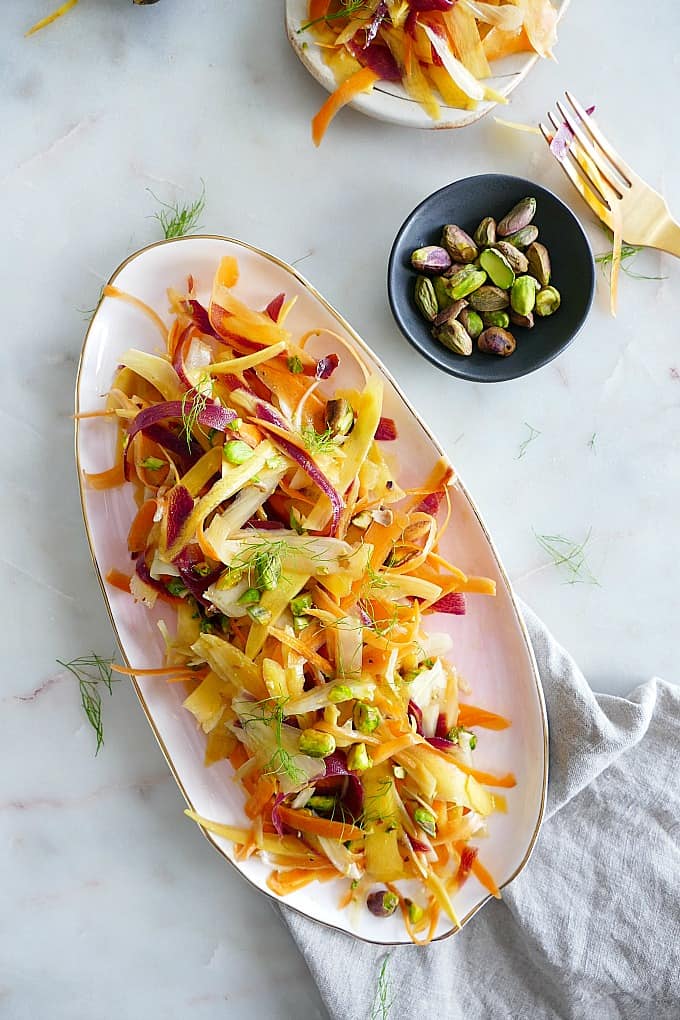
[84, 256, 514, 942]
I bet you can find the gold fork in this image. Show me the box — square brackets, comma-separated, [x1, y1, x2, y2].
[540, 91, 680, 257]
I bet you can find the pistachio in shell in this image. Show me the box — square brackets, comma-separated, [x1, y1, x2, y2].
[497, 197, 537, 238]
[410, 246, 452, 274]
[433, 298, 467, 327]
[473, 216, 497, 248]
[414, 276, 438, 322]
[478, 248, 515, 290]
[511, 275, 537, 317]
[482, 310, 510, 329]
[458, 308, 484, 340]
[492, 241, 529, 275]
[447, 265, 487, 301]
[510, 310, 535, 329]
[433, 319, 473, 356]
[535, 285, 561, 317]
[526, 242, 552, 287]
[468, 284, 510, 312]
[441, 225, 478, 263]
[504, 224, 539, 250]
[478, 327, 516, 357]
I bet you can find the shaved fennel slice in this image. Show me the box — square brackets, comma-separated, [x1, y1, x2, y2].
[422, 25, 485, 102]
[231, 693, 325, 794]
[409, 659, 448, 736]
[203, 466, 286, 548]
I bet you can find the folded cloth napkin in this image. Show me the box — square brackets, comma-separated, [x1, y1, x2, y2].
[282, 604, 680, 1020]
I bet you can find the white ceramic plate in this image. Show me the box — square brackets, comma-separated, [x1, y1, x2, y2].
[75, 235, 547, 945]
[285, 0, 570, 130]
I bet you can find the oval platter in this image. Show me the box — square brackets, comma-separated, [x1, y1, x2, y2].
[285, 0, 571, 131]
[75, 235, 548, 945]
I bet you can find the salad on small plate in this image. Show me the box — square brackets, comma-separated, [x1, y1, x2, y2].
[286, 0, 569, 142]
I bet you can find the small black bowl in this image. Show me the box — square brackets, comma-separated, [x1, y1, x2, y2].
[387, 174, 595, 383]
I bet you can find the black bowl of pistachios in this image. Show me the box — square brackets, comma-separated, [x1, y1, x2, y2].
[387, 174, 595, 383]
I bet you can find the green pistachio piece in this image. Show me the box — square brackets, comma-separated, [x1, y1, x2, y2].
[458, 308, 484, 340]
[347, 742, 372, 771]
[535, 285, 561, 317]
[478, 248, 515, 290]
[298, 729, 336, 758]
[511, 276, 538, 316]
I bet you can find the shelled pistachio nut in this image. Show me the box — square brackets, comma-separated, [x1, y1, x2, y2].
[482, 310, 510, 329]
[503, 224, 539, 250]
[410, 246, 452, 274]
[535, 285, 561, 317]
[473, 216, 497, 248]
[447, 265, 487, 301]
[468, 284, 510, 312]
[478, 327, 516, 356]
[433, 275, 453, 309]
[479, 248, 515, 290]
[492, 240, 529, 274]
[497, 197, 536, 238]
[441, 224, 478, 263]
[458, 308, 484, 339]
[511, 275, 538, 316]
[433, 319, 473, 356]
[526, 241, 551, 287]
[414, 276, 438, 322]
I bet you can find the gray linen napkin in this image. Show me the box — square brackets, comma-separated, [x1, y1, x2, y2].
[282, 604, 680, 1019]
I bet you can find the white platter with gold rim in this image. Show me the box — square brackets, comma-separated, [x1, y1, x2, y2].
[75, 235, 547, 945]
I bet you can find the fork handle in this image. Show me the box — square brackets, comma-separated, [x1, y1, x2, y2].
[653, 217, 680, 258]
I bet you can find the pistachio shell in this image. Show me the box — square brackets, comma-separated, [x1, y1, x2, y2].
[478, 327, 516, 357]
[497, 197, 537, 238]
[468, 285, 510, 312]
[492, 241, 529, 275]
[479, 248, 515, 290]
[433, 298, 468, 327]
[526, 242, 552, 287]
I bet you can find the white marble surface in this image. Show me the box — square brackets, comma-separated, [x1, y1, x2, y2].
[2, 2, 679, 1018]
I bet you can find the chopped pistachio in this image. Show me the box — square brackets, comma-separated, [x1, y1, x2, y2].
[328, 684, 353, 704]
[247, 605, 272, 625]
[347, 742, 372, 771]
[413, 806, 437, 837]
[353, 701, 381, 734]
[298, 729, 336, 758]
[307, 794, 336, 813]
[223, 440, 253, 465]
[290, 592, 314, 617]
